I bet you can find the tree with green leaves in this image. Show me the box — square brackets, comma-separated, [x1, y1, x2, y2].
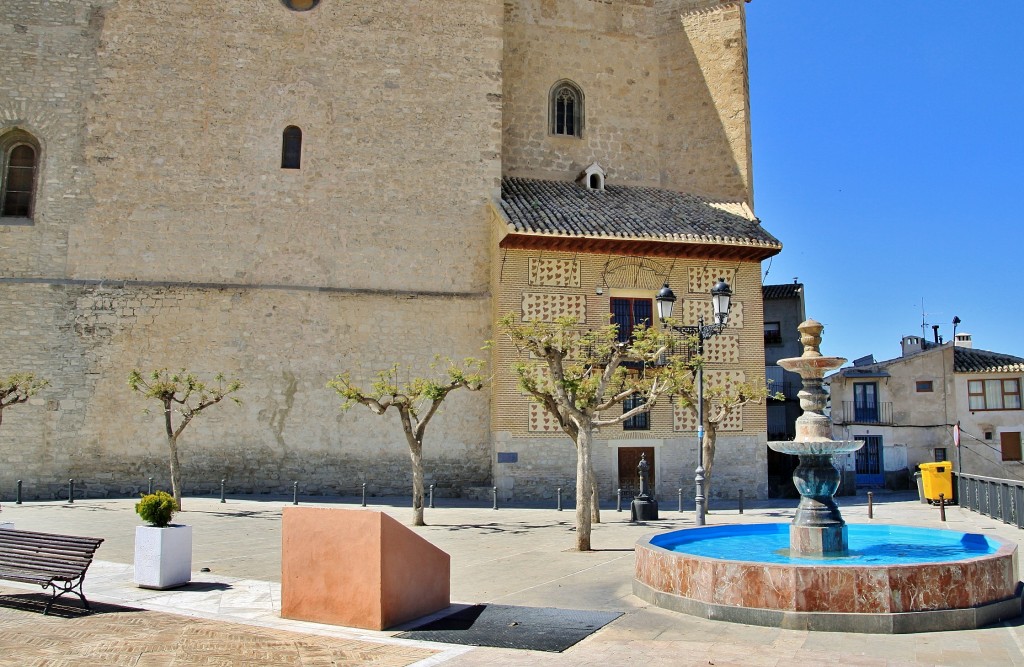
[500, 314, 681, 551]
[328, 356, 487, 526]
[128, 369, 243, 509]
[0, 373, 49, 429]
[671, 366, 778, 506]
[500, 313, 776, 550]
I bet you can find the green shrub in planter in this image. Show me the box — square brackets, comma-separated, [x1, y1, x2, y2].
[136, 491, 179, 527]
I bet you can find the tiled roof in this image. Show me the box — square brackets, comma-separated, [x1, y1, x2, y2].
[763, 283, 803, 300]
[498, 177, 782, 250]
[954, 348, 1024, 374]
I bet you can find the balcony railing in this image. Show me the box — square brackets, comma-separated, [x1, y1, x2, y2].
[956, 473, 1024, 529]
[834, 401, 893, 425]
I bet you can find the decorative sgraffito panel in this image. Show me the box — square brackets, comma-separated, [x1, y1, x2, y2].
[529, 258, 580, 288]
[680, 299, 743, 329]
[674, 370, 746, 432]
[687, 267, 736, 294]
[704, 335, 739, 364]
[674, 403, 743, 432]
[522, 292, 587, 322]
[529, 402, 561, 432]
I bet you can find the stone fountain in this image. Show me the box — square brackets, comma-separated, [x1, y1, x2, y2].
[768, 319, 862, 555]
[633, 319, 1022, 633]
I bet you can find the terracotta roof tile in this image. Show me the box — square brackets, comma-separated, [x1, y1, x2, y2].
[763, 283, 803, 300]
[954, 348, 1024, 374]
[499, 177, 782, 249]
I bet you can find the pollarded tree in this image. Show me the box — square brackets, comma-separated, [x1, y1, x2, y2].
[500, 314, 682, 552]
[0, 373, 49, 429]
[128, 369, 243, 509]
[672, 365, 778, 505]
[328, 356, 487, 527]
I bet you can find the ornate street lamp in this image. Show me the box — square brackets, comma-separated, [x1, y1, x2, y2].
[655, 277, 733, 526]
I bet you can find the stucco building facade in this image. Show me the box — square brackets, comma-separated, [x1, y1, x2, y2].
[1, 1, 780, 501]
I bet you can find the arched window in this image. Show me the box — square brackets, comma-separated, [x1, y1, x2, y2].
[549, 80, 584, 138]
[1, 130, 40, 221]
[281, 126, 302, 169]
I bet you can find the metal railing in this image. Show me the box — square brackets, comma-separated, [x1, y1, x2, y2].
[834, 401, 893, 425]
[956, 472, 1024, 529]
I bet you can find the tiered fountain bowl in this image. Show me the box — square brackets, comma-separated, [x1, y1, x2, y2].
[634, 320, 1022, 633]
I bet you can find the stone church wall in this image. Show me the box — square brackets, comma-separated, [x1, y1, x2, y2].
[0, 1, 502, 499]
[501, 0, 752, 203]
[0, 281, 493, 500]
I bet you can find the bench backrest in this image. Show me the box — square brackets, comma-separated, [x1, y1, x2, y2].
[0, 528, 104, 578]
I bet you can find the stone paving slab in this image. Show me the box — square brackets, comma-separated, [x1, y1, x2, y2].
[0, 587, 438, 667]
[1, 493, 1024, 665]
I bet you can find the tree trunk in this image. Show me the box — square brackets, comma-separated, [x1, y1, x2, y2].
[702, 425, 717, 507]
[409, 439, 426, 526]
[167, 433, 183, 511]
[589, 467, 601, 524]
[574, 424, 594, 551]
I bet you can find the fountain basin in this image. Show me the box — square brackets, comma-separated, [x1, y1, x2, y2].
[634, 523, 1022, 633]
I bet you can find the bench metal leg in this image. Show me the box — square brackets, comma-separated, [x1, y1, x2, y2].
[42, 576, 90, 615]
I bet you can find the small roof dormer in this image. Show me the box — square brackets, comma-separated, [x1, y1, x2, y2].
[577, 162, 606, 192]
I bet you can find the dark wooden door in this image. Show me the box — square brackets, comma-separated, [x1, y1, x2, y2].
[618, 447, 655, 499]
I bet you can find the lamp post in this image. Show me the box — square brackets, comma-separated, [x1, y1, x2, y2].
[656, 277, 733, 526]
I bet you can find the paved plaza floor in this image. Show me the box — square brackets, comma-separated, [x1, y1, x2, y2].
[1, 491, 1023, 666]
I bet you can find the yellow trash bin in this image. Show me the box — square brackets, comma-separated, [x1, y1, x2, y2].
[919, 461, 953, 503]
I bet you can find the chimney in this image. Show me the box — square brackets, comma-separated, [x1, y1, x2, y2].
[932, 325, 940, 345]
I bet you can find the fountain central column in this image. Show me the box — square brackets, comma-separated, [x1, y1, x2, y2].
[768, 320, 863, 556]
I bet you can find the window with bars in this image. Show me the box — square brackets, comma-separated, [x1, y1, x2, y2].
[549, 81, 584, 138]
[1, 132, 40, 221]
[968, 378, 1022, 411]
[622, 394, 649, 431]
[610, 297, 652, 343]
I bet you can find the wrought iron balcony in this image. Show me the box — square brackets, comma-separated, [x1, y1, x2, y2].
[834, 401, 893, 425]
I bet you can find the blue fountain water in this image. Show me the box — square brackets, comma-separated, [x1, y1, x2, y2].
[651, 523, 999, 566]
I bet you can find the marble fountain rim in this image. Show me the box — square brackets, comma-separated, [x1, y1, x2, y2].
[633, 525, 1022, 633]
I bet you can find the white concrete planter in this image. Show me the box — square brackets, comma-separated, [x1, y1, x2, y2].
[134, 524, 192, 589]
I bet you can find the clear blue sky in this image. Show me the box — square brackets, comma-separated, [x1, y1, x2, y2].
[746, 2, 1024, 364]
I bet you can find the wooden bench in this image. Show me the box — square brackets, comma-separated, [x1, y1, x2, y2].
[0, 528, 104, 614]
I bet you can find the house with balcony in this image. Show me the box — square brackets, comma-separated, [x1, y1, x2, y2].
[825, 332, 1024, 489]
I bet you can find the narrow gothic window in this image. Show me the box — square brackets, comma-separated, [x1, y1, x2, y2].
[281, 126, 302, 169]
[1, 131, 40, 221]
[549, 81, 584, 138]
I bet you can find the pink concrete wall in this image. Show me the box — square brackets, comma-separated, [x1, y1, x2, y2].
[281, 507, 450, 630]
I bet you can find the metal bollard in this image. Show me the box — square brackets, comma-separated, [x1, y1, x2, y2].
[492, 486, 498, 510]
[220, 479, 226, 504]
[429, 484, 435, 509]
[556, 487, 562, 511]
[678, 488, 683, 513]
[867, 491, 874, 519]
[68, 478, 75, 504]
[16, 480, 22, 505]
[292, 481, 298, 506]
[738, 489, 744, 514]
[616, 488, 622, 512]
[361, 482, 367, 507]
[939, 493, 946, 522]
[148, 477, 154, 495]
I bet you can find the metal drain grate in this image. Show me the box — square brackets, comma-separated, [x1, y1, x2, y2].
[396, 604, 622, 652]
